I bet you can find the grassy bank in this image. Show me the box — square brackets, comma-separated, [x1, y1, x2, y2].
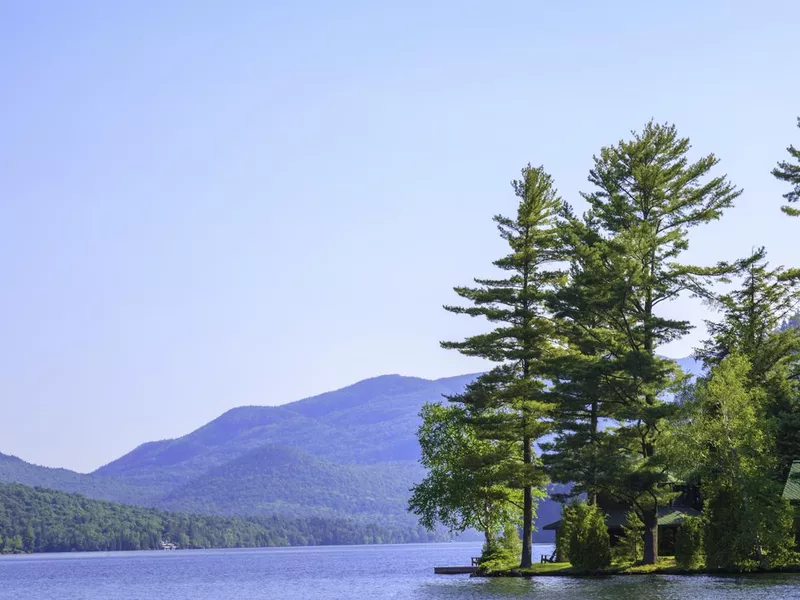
[477, 557, 800, 577]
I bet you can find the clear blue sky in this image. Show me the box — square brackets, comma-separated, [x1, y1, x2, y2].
[2, 0, 798, 472]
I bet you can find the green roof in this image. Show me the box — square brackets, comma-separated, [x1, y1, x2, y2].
[783, 460, 800, 503]
[542, 506, 700, 531]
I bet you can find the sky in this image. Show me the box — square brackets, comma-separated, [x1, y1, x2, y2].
[1, 0, 799, 473]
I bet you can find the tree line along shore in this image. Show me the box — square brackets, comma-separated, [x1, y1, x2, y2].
[410, 119, 800, 574]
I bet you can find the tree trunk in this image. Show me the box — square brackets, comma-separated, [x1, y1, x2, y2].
[555, 528, 567, 563]
[484, 527, 493, 551]
[642, 508, 658, 564]
[589, 398, 599, 506]
[521, 435, 533, 568]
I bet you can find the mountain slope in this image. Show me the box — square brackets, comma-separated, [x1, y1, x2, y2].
[0, 452, 159, 505]
[94, 374, 482, 482]
[157, 445, 423, 525]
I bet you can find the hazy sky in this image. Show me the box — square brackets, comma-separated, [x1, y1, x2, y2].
[2, 0, 798, 472]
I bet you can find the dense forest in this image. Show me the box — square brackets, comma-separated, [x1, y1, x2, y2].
[410, 118, 800, 572]
[0, 483, 439, 554]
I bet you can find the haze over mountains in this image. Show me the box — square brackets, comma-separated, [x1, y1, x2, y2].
[0, 358, 702, 540]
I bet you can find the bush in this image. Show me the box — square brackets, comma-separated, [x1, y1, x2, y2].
[563, 502, 612, 570]
[613, 510, 644, 563]
[555, 504, 575, 563]
[478, 522, 521, 571]
[675, 516, 704, 569]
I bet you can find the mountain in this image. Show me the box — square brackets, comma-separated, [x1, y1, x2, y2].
[95, 374, 481, 482]
[3, 374, 482, 533]
[0, 358, 701, 544]
[157, 445, 423, 525]
[0, 452, 159, 505]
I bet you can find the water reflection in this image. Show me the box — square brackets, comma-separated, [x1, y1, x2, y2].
[418, 574, 800, 600]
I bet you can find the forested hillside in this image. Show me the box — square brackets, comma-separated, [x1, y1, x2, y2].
[156, 445, 422, 525]
[0, 483, 439, 554]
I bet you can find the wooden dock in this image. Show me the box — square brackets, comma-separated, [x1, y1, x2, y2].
[434, 566, 478, 575]
[434, 557, 479, 575]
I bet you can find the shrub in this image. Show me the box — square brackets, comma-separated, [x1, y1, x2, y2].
[675, 516, 704, 569]
[564, 502, 611, 570]
[478, 522, 521, 571]
[499, 522, 522, 558]
[613, 510, 644, 563]
[555, 504, 576, 563]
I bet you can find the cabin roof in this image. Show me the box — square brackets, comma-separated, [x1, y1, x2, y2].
[783, 460, 800, 503]
[542, 506, 700, 531]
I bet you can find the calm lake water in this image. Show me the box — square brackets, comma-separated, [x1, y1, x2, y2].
[1, 542, 799, 599]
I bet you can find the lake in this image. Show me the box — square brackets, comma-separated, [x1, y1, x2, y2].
[1, 542, 799, 599]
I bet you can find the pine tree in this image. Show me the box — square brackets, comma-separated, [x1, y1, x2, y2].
[772, 117, 800, 217]
[696, 249, 800, 479]
[544, 207, 617, 505]
[442, 164, 564, 567]
[572, 121, 741, 564]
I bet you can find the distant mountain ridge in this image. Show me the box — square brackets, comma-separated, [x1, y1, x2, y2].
[0, 358, 702, 541]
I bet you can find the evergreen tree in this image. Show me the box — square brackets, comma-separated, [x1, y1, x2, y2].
[616, 510, 645, 563]
[674, 516, 704, 570]
[571, 121, 741, 563]
[544, 208, 616, 504]
[697, 249, 800, 384]
[563, 502, 612, 570]
[696, 250, 800, 479]
[442, 164, 564, 567]
[772, 117, 800, 216]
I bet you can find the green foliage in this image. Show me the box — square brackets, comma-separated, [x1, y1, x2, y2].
[408, 402, 520, 541]
[0, 482, 436, 554]
[614, 510, 644, 564]
[670, 355, 796, 570]
[555, 503, 576, 564]
[675, 516, 704, 569]
[499, 521, 522, 558]
[561, 503, 611, 570]
[549, 121, 740, 564]
[157, 445, 422, 528]
[703, 485, 794, 571]
[441, 164, 564, 567]
[697, 250, 800, 481]
[772, 117, 800, 216]
[479, 522, 523, 571]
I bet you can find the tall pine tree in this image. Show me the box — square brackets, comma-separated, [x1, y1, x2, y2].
[442, 164, 563, 567]
[772, 117, 800, 217]
[573, 121, 741, 564]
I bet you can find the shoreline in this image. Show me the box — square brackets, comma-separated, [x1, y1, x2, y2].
[475, 560, 800, 578]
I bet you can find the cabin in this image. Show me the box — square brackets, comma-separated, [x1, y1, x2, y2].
[783, 460, 800, 547]
[542, 489, 701, 556]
